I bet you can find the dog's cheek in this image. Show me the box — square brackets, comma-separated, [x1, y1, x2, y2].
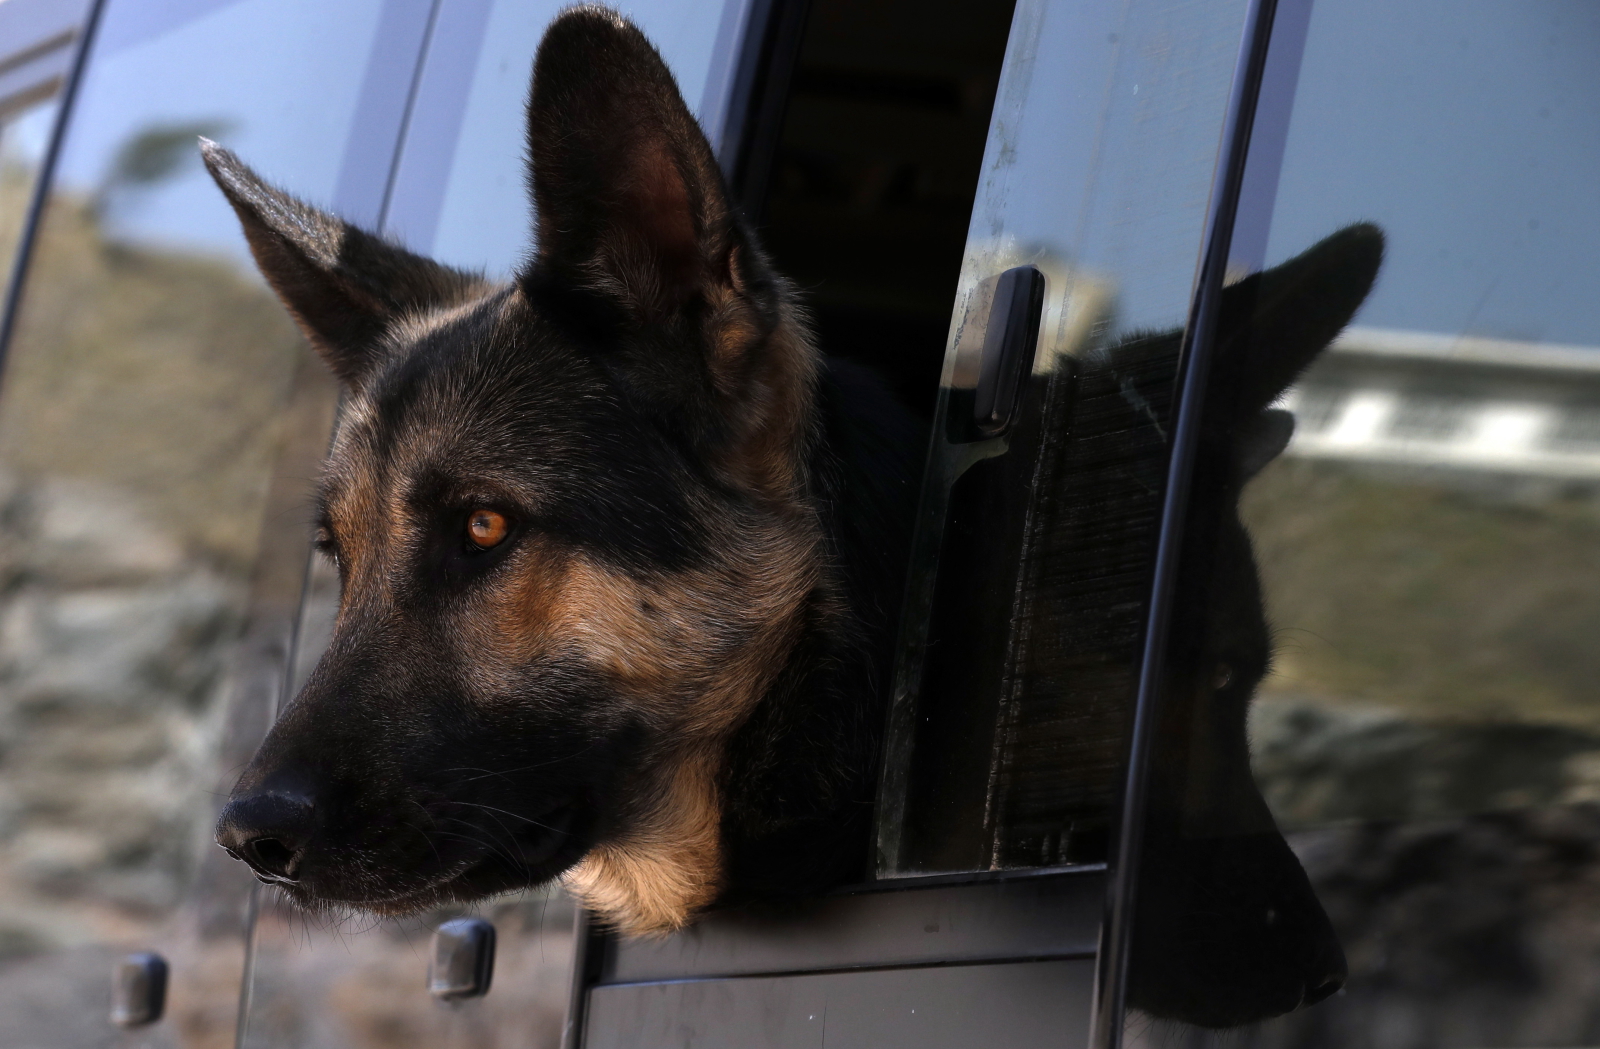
[443, 541, 672, 717]
[446, 527, 819, 743]
[446, 539, 575, 692]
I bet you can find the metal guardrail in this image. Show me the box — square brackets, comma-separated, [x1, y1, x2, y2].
[1283, 327, 1600, 478]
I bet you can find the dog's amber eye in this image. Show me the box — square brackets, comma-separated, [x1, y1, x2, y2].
[467, 509, 508, 549]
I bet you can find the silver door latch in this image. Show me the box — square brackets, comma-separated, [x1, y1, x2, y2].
[429, 917, 496, 1000]
[110, 952, 167, 1028]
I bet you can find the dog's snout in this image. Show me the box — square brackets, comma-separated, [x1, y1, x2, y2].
[216, 791, 316, 882]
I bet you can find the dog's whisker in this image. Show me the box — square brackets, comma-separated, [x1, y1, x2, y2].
[430, 817, 533, 877]
[405, 800, 452, 872]
[444, 800, 560, 832]
[433, 830, 530, 883]
[436, 744, 602, 785]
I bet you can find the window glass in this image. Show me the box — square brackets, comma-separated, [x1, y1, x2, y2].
[0, 0, 395, 1041]
[0, 98, 60, 293]
[876, 0, 1251, 877]
[1124, 0, 1600, 1041]
[395, 0, 741, 275]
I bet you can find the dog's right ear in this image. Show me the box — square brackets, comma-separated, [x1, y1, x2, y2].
[201, 139, 481, 386]
[522, 9, 820, 499]
[1216, 223, 1385, 416]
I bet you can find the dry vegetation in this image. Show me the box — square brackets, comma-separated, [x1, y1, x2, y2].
[1242, 456, 1600, 832]
[1246, 456, 1600, 730]
[0, 183, 309, 569]
[0, 171, 317, 1046]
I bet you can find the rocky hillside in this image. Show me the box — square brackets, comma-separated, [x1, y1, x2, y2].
[0, 166, 313, 1045]
[1243, 456, 1600, 827]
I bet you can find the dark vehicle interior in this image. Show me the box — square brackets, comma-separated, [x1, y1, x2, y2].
[732, 0, 1018, 424]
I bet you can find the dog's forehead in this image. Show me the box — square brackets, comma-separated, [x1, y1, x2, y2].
[333, 291, 608, 476]
[313, 285, 717, 572]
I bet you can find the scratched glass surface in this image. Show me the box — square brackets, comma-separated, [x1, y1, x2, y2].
[1127, 2, 1600, 1045]
[877, 0, 1250, 878]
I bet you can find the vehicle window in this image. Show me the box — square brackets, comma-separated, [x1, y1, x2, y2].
[874, 0, 1253, 878]
[0, 0, 403, 1041]
[0, 98, 60, 293]
[392, 0, 737, 276]
[752, 0, 1018, 420]
[1123, 0, 1600, 1041]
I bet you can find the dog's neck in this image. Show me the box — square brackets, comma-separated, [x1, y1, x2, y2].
[560, 350, 921, 932]
[716, 357, 921, 901]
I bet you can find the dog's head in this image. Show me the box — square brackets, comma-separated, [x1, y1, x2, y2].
[209, 8, 825, 934]
[1125, 223, 1385, 1026]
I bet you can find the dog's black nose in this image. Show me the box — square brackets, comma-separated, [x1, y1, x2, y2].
[216, 792, 316, 882]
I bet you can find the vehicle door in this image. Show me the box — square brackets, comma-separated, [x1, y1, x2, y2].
[571, 1, 1600, 1047]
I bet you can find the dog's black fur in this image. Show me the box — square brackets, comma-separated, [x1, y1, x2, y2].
[205, 3, 1382, 1028]
[1114, 225, 1384, 1026]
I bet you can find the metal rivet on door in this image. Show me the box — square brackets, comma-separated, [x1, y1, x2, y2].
[429, 917, 496, 1000]
[110, 952, 168, 1028]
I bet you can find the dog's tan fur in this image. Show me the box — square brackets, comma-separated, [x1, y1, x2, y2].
[492, 500, 823, 933]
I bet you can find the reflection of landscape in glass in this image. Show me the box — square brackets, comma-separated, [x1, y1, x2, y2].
[0, 134, 312, 1043]
[1233, 338, 1600, 1047]
[0, 134, 579, 1048]
[1179, 4, 1600, 1045]
[0, 99, 60, 294]
[1249, 329, 1600, 830]
[240, 890, 576, 1049]
[1234, 345, 1600, 1044]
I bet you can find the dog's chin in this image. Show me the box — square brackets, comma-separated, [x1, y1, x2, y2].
[282, 805, 592, 917]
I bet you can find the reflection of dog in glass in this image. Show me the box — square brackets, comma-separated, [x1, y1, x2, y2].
[203, 2, 1382, 1029]
[1102, 225, 1384, 1026]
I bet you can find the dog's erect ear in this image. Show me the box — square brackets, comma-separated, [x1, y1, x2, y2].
[523, 8, 737, 318]
[201, 139, 481, 386]
[522, 9, 814, 498]
[1217, 222, 1385, 416]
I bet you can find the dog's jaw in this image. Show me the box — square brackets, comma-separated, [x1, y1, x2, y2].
[561, 750, 727, 935]
[558, 525, 825, 935]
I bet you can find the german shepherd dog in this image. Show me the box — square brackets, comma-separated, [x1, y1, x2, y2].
[208, 4, 1382, 1027]
[209, 6, 917, 937]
